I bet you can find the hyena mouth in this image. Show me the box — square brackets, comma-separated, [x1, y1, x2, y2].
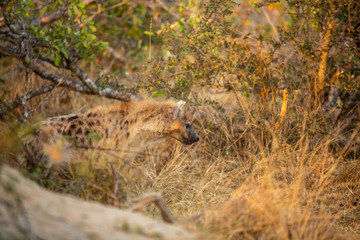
[169, 135, 198, 145]
[182, 135, 199, 145]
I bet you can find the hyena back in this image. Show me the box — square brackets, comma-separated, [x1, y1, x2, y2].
[22, 100, 199, 168]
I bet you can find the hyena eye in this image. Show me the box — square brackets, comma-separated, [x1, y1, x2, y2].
[185, 123, 191, 129]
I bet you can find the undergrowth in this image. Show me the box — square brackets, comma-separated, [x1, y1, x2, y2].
[1, 0, 359, 239]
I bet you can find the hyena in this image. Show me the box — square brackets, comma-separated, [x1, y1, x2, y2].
[21, 100, 199, 168]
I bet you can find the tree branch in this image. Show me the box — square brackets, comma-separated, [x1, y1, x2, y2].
[128, 192, 176, 224]
[0, 43, 136, 96]
[0, 83, 57, 119]
[66, 57, 100, 93]
[155, 0, 180, 19]
[0, 0, 97, 28]
[0, 0, 139, 119]
[29, 61, 136, 101]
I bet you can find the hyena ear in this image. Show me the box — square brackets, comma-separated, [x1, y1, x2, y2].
[174, 100, 186, 119]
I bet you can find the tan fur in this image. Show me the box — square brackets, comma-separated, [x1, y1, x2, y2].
[21, 100, 199, 168]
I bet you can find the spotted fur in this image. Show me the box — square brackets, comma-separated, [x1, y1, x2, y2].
[22, 100, 199, 167]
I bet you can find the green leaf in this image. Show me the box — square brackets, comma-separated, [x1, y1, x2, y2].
[178, 4, 184, 13]
[178, 19, 185, 31]
[89, 25, 97, 32]
[152, 91, 165, 97]
[67, 9, 72, 17]
[41, 6, 48, 16]
[0, 77, 6, 84]
[144, 31, 154, 36]
[60, 48, 68, 59]
[87, 33, 97, 41]
[78, 2, 85, 9]
[81, 26, 87, 34]
[53, 45, 60, 52]
[28, 0, 35, 8]
[73, 6, 79, 15]
[98, 41, 109, 48]
[54, 55, 61, 66]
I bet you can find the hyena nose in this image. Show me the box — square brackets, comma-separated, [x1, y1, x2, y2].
[195, 133, 199, 142]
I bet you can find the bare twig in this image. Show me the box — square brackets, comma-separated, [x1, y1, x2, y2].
[0, 57, 136, 118]
[66, 58, 100, 93]
[28, 81, 63, 116]
[38, 55, 70, 70]
[110, 162, 120, 197]
[263, 9, 279, 42]
[128, 192, 176, 223]
[22, 70, 31, 119]
[79, 2, 127, 28]
[0, 0, 138, 119]
[106, 46, 126, 62]
[155, 0, 180, 19]
[64, 56, 138, 100]
[28, 7, 67, 26]
[0, 83, 57, 119]
[0, 0, 97, 28]
[28, 60, 137, 101]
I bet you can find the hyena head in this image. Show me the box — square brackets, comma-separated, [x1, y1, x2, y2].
[166, 101, 199, 145]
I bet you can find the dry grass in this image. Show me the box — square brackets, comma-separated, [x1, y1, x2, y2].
[3, 81, 359, 239]
[1, 1, 360, 239]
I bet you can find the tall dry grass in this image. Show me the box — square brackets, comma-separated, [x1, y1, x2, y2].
[1, 67, 359, 239]
[4, 82, 358, 239]
[1, 1, 359, 239]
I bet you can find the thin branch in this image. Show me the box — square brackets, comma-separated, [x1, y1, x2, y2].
[0, 83, 57, 119]
[79, 2, 127, 28]
[106, 46, 126, 62]
[0, 0, 138, 117]
[0, 0, 97, 28]
[28, 7, 67, 26]
[38, 55, 70, 70]
[128, 192, 176, 223]
[155, 0, 180, 19]
[22, 70, 31, 119]
[66, 57, 100, 93]
[28, 81, 63, 116]
[0, 43, 136, 101]
[110, 162, 120, 197]
[29, 61, 136, 101]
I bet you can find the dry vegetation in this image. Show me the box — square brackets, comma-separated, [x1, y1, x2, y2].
[1, 0, 360, 239]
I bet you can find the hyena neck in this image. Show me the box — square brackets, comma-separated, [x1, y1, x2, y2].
[102, 105, 167, 149]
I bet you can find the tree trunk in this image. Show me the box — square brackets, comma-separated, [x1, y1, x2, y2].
[0, 165, 196, 240]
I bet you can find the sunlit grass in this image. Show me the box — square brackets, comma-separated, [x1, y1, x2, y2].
[1, 1, 359, 239]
